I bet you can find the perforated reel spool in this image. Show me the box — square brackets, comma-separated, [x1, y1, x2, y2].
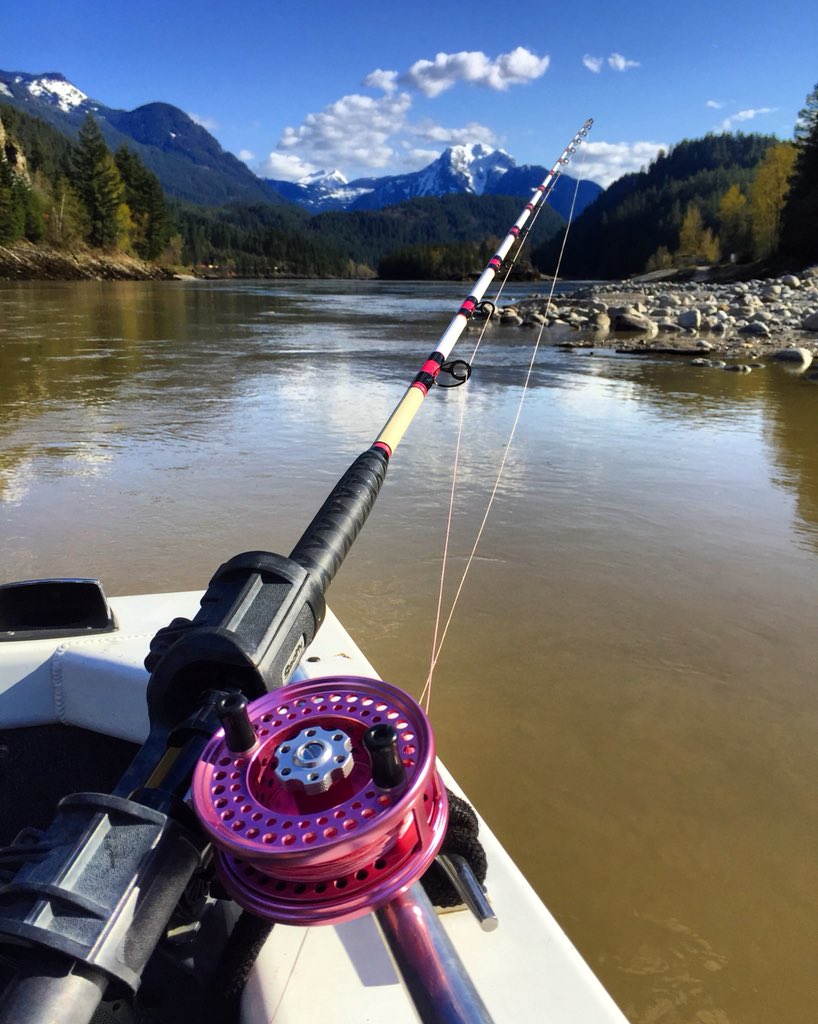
[191, 676, 448, 925]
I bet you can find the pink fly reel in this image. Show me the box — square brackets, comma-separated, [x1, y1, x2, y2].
[191, 675, 448, 925]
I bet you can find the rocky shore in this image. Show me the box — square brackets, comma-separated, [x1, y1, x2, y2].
[494, 267, 818, 376]
[0, 242, 175, 281]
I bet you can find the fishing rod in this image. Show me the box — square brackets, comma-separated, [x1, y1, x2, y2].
[287, 116, 594, 597]
[0, 119, 592, 1024]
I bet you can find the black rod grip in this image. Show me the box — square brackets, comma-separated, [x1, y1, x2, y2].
[289, 446, 390, 593]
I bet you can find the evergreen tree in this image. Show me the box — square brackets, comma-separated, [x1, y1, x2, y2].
[0, 155, 25, 242]
[779, 82, 818, 266]
[533, 133, 777, 278]
[1, 114, 43, 243]
[73, 113, 126, 247]
[115, 146, 172, 259]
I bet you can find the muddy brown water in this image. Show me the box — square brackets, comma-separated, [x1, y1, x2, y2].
[1, 279, 817, 1023]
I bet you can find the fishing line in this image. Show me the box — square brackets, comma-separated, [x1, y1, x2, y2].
[421, 241, 522, 715]
[421, 156, 587, 714]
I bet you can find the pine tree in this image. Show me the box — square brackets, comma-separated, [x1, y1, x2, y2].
[0, 155, 25, 242]
[0, 115, 44, 243]
[115, 146, 172, 259]
[73, 113, 125, 248]
[779, 82, 818, 266]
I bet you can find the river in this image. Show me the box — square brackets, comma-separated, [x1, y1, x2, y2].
[1, 278, 816, 1024]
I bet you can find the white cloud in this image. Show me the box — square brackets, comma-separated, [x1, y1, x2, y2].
[238, 149, 254, 162]
[276, 90, 413, 172]
[706, 99, 724, 109]
[260, 151, 319, 181]
[582, 53, 639, 73]
[400, 145, 442, 168]
[578, 140, 667, 187]
[720, 106, 777, 130]
[400, 47, 549, 98]
[188, 112, 219, 131]
[263, 46, 547, 178]
[363, 68, 399, 94]
[607, 53, 640, 72]
[410, 119, 499, 148]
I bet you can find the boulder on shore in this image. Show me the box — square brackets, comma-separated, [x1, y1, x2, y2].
[773, 347, 813, 369]
[612, 310, 659, 338]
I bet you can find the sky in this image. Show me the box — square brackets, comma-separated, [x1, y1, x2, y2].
[1, 0, 816, 187]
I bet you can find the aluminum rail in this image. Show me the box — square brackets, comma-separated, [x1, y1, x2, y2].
[375, 883, 494, 1023]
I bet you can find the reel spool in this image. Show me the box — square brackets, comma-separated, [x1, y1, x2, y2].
[191, 676, 448, 925]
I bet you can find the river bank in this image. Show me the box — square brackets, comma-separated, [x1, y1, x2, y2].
[498, 265, 818, 373]
[0, 242, 175, 281]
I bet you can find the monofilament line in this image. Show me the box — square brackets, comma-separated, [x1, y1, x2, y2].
[421, 167, 585, 715]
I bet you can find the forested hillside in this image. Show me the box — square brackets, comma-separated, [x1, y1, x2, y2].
[4, 86, 818, 281]
[1, 105, 173, 259]
[1, 106, 562, 278]
[311, 194, 563, 271]
[780, 82, 818, 267]
[533, 134, 785, 279]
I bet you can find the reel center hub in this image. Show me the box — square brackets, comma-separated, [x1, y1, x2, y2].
[275, 725, 353, 794]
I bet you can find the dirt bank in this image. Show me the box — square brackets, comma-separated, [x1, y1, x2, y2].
[0, 242, 176, 281]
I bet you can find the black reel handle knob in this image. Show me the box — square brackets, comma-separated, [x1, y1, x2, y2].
[363, 723, 406, 790]
[216, 692, 256, 753]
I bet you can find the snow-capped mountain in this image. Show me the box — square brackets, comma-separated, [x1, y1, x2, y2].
[271, 169, 376, 211]
[407, 143, 516, 197]
[0, 69, 279, 206]
[0, 68, 602, 217]
[0, 71, 92, 114]
[265, 144, 601, 218]
[267, 145, 516, 212]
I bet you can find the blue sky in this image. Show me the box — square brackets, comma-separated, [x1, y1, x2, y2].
[2, 0, 816, 186]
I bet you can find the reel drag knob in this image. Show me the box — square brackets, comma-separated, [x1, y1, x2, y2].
[191, 676, 448, 925]
[274, 724, 353, 794]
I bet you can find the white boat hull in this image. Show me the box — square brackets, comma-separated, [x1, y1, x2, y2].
[0, 591, 628, 1023]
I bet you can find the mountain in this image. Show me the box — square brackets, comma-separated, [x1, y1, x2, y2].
[266, 143, 602, 217]
[2, 69, 602, 220]
[0, 70, 281, 206]
[482, 165, 602, 221]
